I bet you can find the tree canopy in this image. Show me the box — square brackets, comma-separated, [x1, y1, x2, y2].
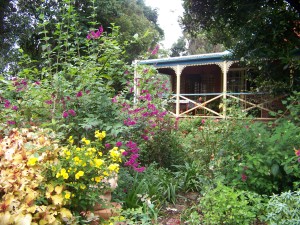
[0, 0, 163, 74]
[182, 0, 300, 92]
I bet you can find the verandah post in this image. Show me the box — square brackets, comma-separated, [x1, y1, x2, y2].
[175, 65, 182, 117]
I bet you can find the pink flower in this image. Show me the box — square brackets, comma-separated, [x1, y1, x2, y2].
[45, 100, 53, 105]
[62, 111, 69, 118]
[135, 167, 145, 173]
[4, 100, 10, 108]
[151, 45, 159, 55]
[201, 119, 205, 124]
[241, 174, 247, 182]
[295, 149, 300, 156]
[68, 109, 76, 116]
[76, 91, 83, 97]
[87, 25, 104, 40]
[116, 141, 122, 147]
[7, 120, 16, 125]
[34, 81, 41, 85]
[11, 105, 18, 111]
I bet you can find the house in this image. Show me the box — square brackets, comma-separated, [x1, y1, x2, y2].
[134, 51, 284, 120]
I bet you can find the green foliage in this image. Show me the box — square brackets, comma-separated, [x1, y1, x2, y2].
[265, 190, 300, 225]
[199, 183, 266, 225]
[0, 0, 163, 74]
[182, 0, 300, 92]
[173, 161, 209, 192]
[115, 164, 178, 209]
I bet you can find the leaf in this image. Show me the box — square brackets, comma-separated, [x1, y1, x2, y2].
[271, 164, 280, 177]
[60, 208, 73, 220]
[51, 194, 64, 205]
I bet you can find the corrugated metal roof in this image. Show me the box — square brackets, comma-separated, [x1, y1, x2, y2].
[138, 51, 233, 67]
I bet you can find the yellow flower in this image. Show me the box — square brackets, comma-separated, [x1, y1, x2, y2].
[80, 184, 86, 190]
[64, 191, 71, 199]
[108, 163, 119, 173]
[81, 137, 90, 145]
[109, 149, 122, 162]
[75, 171, 84, 179]
[60, 168, 69, 179]
[94, 176, 102, 183]
[68, 136, 74, 145]
[103, 171, 109, 177]
[27, 157, 38, 166]
[95, 130, 106, 141]
[94, 158, 104, 168]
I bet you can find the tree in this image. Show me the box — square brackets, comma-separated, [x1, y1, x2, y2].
[0, 0, 163, 74]
[182, 0, 300, 92]
[186, 32, 225, 55]
[170, 36, 187, 57]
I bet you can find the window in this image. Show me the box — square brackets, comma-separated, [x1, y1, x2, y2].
[227, 69, 246, 93]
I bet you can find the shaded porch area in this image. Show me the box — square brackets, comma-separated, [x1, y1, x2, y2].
[136, 52, 285, 120]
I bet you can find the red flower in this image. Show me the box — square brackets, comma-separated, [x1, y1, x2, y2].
[241, 174, 247, 182]
[76, 91, 83, 97]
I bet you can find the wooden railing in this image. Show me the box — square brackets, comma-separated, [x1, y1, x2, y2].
[166, 93, 285, 119]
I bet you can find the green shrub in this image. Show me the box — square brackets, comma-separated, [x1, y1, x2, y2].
[199, 183, 265, 225]
[265, 190, 300, 225]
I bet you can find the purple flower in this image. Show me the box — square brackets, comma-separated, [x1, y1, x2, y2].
[116, 141, 123, 147]
[4, 100, 10, 108]
[76, 91, 83, 97]
[87, 25, 104, 40]
[105, 143, 111, 149]
[62, 111, 69, 118]
[151, 45, 159, 55]
[45, 100, 53, 105]
[241, 174, 247, 182]
[11, 105, 18, 111]
[86, 90, 90, 94]
[35, 81, 41, 85]
[7, 120, 16, 125]
[112, 96, 118, 103]
[68, 109, 76, 116]
[135, 167, 145, 173]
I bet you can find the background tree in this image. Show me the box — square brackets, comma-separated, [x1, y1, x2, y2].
[170, 36, 187, 57]
[182, 0, 300, 93]
[0, 0, 163, 75]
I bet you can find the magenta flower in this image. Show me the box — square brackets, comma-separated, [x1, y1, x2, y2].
[86, 90, 90, 94]
[241, 174, 247, 182]
[45, 100, 53, 105]
[68, 109, 76, 116]
[35, 81, 41, 85]
[76, 91, 83, 97]
[135, 167, 145, 173]
[4, 100, 11, 108]
[105, 143, 111, 149]
[295, 149, 300, 156]
[87, 25, 104, 40]
[151, 45, 159, 55]
[112, 96, 118, 103]
[116, 141, 123, 147]
[7, 120, 16, 125]
[62, 111, 69, 118]
[11, 105, 18, 111]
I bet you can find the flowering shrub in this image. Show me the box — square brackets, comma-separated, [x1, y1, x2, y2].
[0, 127, 75, 224]
[0, 127, 135, 224]
[45, 130, 125, 215]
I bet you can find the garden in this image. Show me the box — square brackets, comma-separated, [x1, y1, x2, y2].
[1, 1, 300, 224]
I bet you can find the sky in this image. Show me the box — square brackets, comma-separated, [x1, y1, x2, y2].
[144, 0, 184, 49]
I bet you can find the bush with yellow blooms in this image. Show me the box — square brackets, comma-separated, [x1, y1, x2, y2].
[0, 127, 124, 224]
